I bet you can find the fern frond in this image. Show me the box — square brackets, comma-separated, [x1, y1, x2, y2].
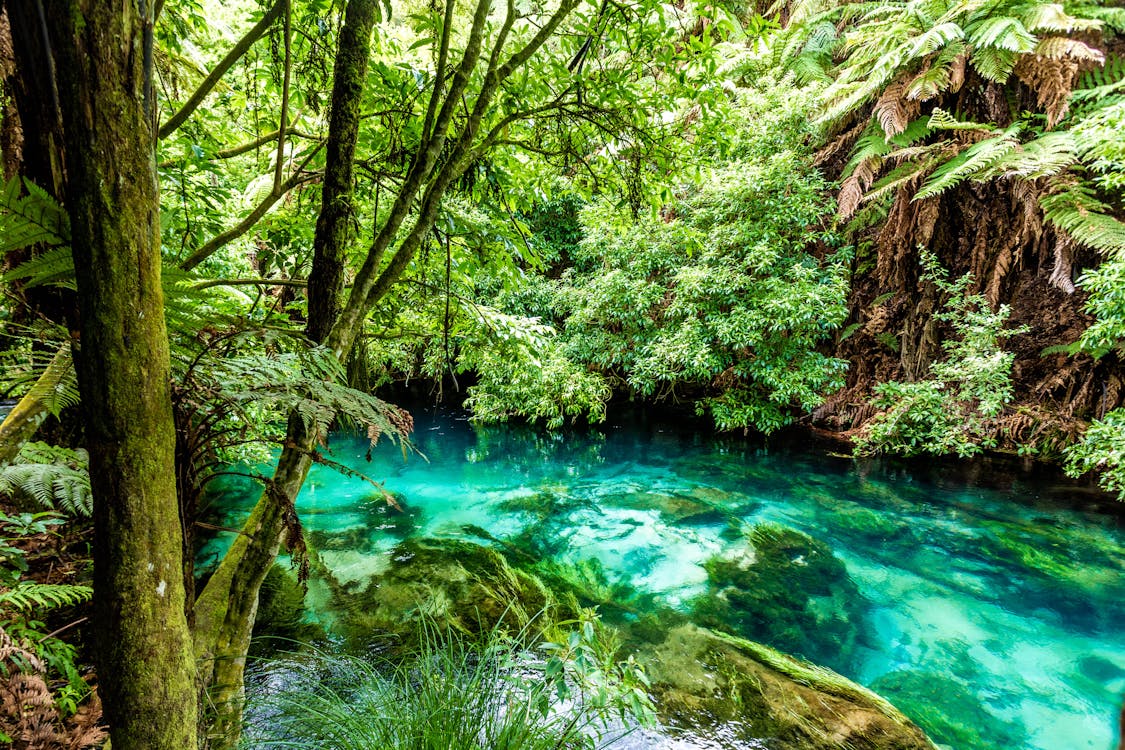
[971, 45, 1019, 81]
[1022, 3, 1100, 32]
[1072, 55, 1125, 103]
[926, 107, 999, 132]
[0, 178, 69, 256]
[198, 347, 414, 453]
[0, 583, 92, 613]
[0, 247, 77, 290]
[865, 156, 942, 202]
[908, 21, 964, 57]
[906, 42, 968, 100]
[0, 442, 92, 517]
[966, 16, 1037, 53]
[1035, 36, 1103, 61]
[914, 124, 1022, 200]
[1041, 184, 1125, 254]
[979, 131, 1077, 179]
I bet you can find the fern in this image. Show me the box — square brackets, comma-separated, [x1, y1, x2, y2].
[914, 123, 1023, 199]
[0, 583, 92, 614]
[190, 345, 413, 455]
[978, 131, 1077, 179]
[1, 247, 77, 290]
[1041, 184, 1125, 255]
[966, 16, 1037, 52]
[970, 45, 1020, 81]
[0, 178, 69, 257]
[0, 442, 91, 518]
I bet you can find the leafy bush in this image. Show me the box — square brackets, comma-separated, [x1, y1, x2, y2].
[242, 613, 654, 749]
[856, 255, 1025, 457]
[477, 79, 850, 434]
[1063, 409, 1125, 499]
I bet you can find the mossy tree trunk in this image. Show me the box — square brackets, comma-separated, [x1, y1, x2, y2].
[305, 0, 380, 345]
[48, 1, 198, 747]
[191, 4, 378, 744]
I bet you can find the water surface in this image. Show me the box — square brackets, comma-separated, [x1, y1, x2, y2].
[202, 407, 1125, 750]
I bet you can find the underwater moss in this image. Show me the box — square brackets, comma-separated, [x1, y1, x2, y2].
[871, 670, 1026, 750]
[692, 522, 868, 673]
[314, 537, 576, 649]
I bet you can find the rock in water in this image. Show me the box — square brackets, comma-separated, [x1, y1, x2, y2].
[693, 522, 868, 672]
[639, 624, 939, 750]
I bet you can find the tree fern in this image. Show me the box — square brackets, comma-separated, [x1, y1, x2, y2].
[0, 583, 92, 614]
[0, 442, 92, 518]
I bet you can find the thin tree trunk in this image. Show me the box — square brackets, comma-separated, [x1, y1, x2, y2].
[49, 1, 198, 747]
[306, 0, 380, 344]
[191, 2, 579, 744]
[192, 4, 380, 742]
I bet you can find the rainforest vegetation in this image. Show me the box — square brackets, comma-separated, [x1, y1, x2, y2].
[0, 0, 1123, 746]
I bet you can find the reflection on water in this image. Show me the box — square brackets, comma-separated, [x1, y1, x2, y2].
[202, 407, 1125, 750]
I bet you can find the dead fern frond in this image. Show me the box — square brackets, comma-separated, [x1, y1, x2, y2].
[873, 79, 911, 137]
[1015, 53, 1080, 127]
[1048, 234, 1076, 293]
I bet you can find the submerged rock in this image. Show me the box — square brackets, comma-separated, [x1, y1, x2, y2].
[693, 523, 868, 672]
[638, 624, 938, 750]
[318, 537, 570, 645]
[870, 670, 1026, 750]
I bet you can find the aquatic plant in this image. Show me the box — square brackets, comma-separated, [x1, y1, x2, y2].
[241, 615, 655, 749]
[871, 670, 1026, 750]
[692, 523, 867, 672]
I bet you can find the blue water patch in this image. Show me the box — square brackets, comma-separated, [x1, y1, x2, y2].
[201, 408, 1125, 750]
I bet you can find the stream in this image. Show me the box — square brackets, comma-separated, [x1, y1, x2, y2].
[201, 407, 1125, 750]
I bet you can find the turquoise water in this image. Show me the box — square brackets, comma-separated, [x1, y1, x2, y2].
[202, 408, 1125, 750]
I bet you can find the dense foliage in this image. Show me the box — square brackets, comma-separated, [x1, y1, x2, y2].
[3, 0, 1125, 743]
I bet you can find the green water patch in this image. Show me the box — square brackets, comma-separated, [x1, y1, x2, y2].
[202, 408, 1125, 750]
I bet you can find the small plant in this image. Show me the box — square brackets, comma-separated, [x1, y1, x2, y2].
[856, 252, 1027, 457]
[1063, 409, 1125, 499]
[241, 611, 654, 749]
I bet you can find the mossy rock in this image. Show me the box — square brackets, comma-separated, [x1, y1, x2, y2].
[870, 670, 1026, 750]
[830, 505, 911, 541]
[320, 538, 575, 646]
[693, 523, 867, 672]
[606, 490, 721, 524]
[638, 624, 938, 750]
[250, 564, 326, 656]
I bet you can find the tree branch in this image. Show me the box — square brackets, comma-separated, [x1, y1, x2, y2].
[178, 142, 324, 271]
[158, 0, 284, 139]
[158, 128, 317, 168]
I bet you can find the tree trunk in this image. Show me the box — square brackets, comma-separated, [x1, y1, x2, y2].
[49, 1, 198, 747]
[306, 0, 380, 344]
[191, 4, 380, 745]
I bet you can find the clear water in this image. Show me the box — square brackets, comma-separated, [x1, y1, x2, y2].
[201, 407, 1125, 750]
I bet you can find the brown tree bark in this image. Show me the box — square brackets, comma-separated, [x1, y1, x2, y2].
[48, 1, 198, 747]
